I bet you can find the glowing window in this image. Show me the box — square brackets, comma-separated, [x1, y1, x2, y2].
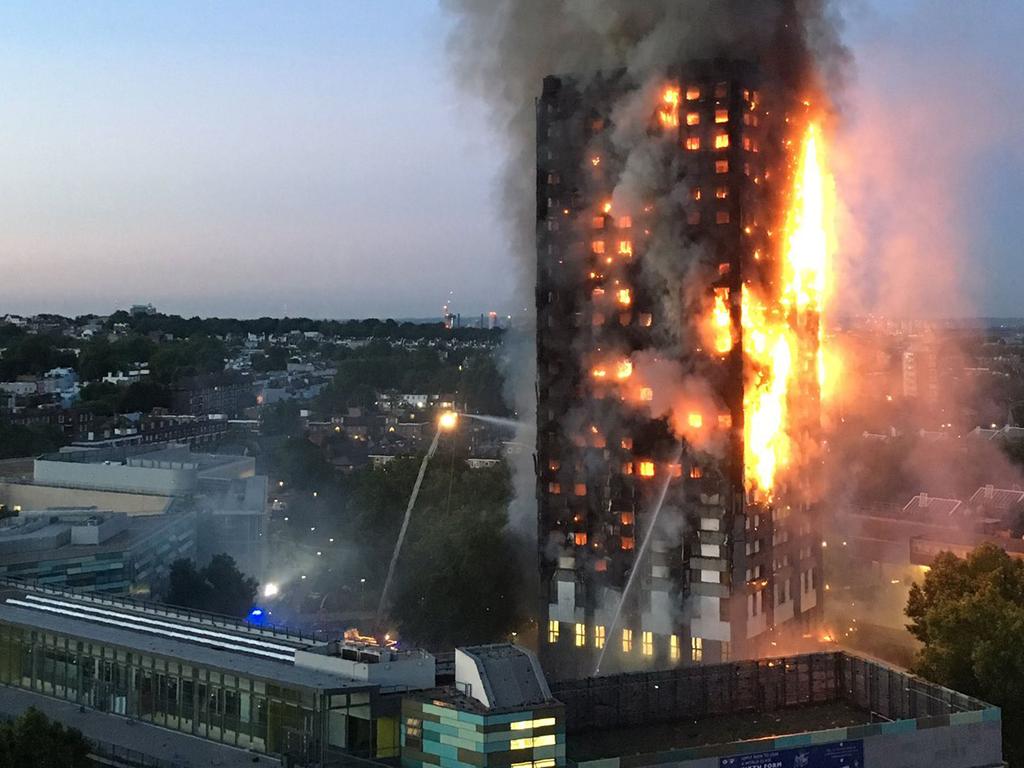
[642, 631, 654, 657]
[535, 735, 556, 748]
[718, 414, 733, 429]
[692, 187, 702, 201]
[574, 532, 588, 547]
[617, 288, 632, 306]
[575, 623, 586, 647]
[690, 467, 703, 479]
[621, 437, 634, 450]
[640, 387, 654, 402]
[716, 186, 729, 199]
[691, 636, 703, 662]
[715, 160, 730, 174]
[685, 136, 701, 151]
[511, 717, 557, 731]
[638, 461, 655, 478]
[621, 536, 635, 551]
[716, 211, 731, 224]
[715, 133, 730, 149]
[548, 482, 561, 495]
[670, 635, 681, 661]
[622, 462, 633, 475]
[620, 511, 635, 525]
[548, 620, 559, 643]
[618, 216, 632, 229]
[622, 628, 634, 653]
[592, 240, 606, 254]
[715, 109, 729, 123]
[639, 313, 653, 327]
[574, 483, 587, 497]
[592, 216, 605, 229]
[686, 112, 700, 126]
[595, 625, 606, 649]
[685, 86, 701, 101]
[669, 463, 682, 478]
[688, 413, 703, 428]
[618, 241, 633, 257]
[743, 136, 752, 151]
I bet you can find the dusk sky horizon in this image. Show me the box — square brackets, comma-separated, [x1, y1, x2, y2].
[0, 1, 1020, 321]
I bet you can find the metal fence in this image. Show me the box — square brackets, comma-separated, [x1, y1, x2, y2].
[551, 651, 990, 734]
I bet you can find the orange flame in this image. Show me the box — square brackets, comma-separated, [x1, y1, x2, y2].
[709, 287, 734, 355]
[743, 121, 833, 499]
[658, 87, 681, 128]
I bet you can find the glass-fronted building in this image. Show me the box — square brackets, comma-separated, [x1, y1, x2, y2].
[0, 582, 434, 763]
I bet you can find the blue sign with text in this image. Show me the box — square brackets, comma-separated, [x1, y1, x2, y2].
[720, 740, 864, 768]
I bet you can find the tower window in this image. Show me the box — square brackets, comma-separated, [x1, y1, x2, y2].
[670, 635, 680, 661]
[575, 623, 586, 647]
[685, 137, 701, 151]
[686, 112, 700, 126]
[715, 109, 729, 124]
[691, 637, 703, 662]
[642, 631, 654, 657]
[595, 625, 606, 649]
[622, 628, 633, 653]
[548, 620, 559, 643]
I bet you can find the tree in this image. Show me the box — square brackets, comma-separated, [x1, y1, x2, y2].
[0, 707, 92, 768]
[906, 544, 1024, 765]
[165, 554, 258, 618]
[389, 504, 524, 648]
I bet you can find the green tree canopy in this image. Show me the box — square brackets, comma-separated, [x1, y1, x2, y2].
[0, 707, 91, 768]
[906, 543, 1024, 764]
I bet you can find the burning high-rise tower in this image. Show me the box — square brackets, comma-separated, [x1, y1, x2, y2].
[536, 56, 832, 677]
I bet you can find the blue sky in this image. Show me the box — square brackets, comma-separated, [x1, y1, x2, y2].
[0, 1, 1019, 319]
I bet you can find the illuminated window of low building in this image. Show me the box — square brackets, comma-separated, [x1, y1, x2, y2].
[670, 635, 681, 661]
[622, 628, 633, 653]
[691, 636, 703, 662]
[548, 620, 559, 643]
[575, 622, 586, 647]
[642, 631, 654, 657]
[595, 625, 606, 649]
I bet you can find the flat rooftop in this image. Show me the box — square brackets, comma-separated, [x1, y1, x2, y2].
[568, 701, 869, 761]
[0, 586, 370, 692]
[0, 515, 177, 566]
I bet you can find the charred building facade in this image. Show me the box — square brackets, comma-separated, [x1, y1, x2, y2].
[536, 61, 825, 679]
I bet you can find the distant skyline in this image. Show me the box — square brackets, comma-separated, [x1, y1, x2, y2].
[0, 1, 1020, 320]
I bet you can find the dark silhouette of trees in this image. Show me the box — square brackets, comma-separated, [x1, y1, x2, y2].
[166, 554, 258, 618]
[0, 708, 91, 768]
